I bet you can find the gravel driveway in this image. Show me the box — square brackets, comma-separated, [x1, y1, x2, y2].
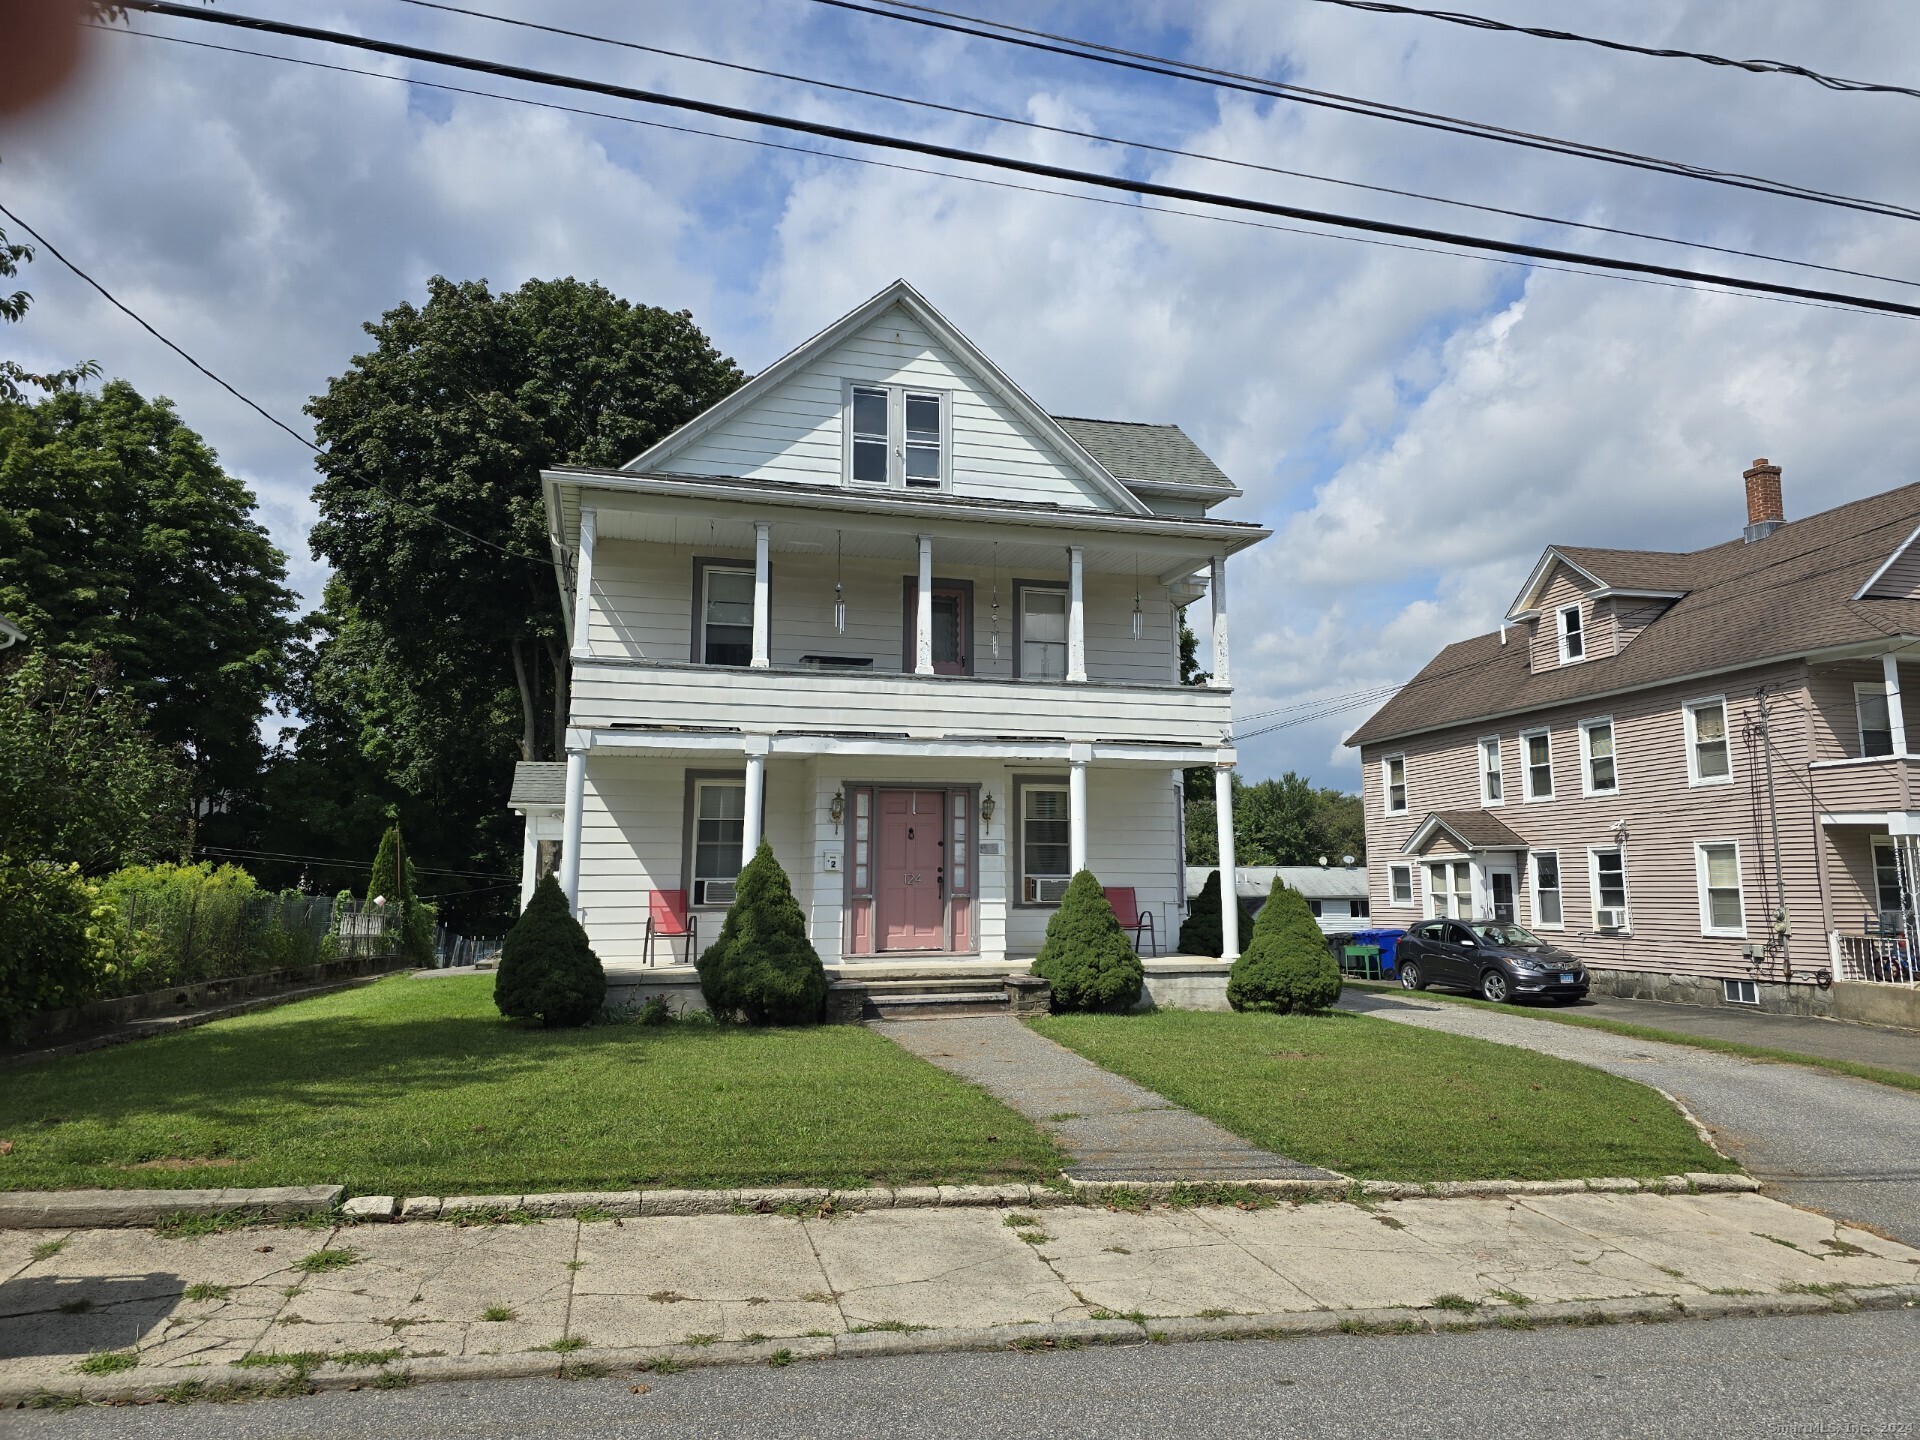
[1341, 988, 1920, 1246]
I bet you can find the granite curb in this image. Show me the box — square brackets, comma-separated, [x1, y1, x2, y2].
[0, 1173, 1762, 1228]
[9, 1284, 1914, 1409]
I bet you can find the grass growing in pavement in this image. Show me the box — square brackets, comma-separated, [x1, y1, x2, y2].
[1347, 981, 1920, 1097]
[1030, 1009, 1736, 1181]
[0, 975, 1063, 1194]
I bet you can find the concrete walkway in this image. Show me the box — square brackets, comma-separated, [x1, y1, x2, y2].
[1342, 989, 1920, 1246]
[1570, 993, 1920, 1076]
[872, 1017, 1335, 1183]
[3, 1192, 1915, 1398]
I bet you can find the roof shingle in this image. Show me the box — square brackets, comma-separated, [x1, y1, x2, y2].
[1051, 416, 1234, 491]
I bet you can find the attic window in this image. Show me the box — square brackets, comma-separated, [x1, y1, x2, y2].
[1557, 604, 1585, 663]
[844, 382, 948, 489]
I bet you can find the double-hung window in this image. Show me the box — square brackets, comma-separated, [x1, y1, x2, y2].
[1531, 851, 1563, 928]
[1580, 718, 1618, 796]
[1018, 586, 1069, 679]
[1383, 754, 1408, 814]
[1557, 604, 1585, 663]
[1425, 860, 1473, 919]
[1857, 682, 1895, 758]
[1873, 838, 1906, 927]
[1522, 729, 1554, 801]
[700, 566, 754, 666]
[1018, 783, 1072, 904]
[690, 780, 747, 906]
[1388, 864, 1414, 906]
[1685, 698, 1731, 784]
[1696, 841, 1746, 936]
[844, 382, 948, 488]
[1479, 736, 1503, 805]
[1591, 847, 1629, 928]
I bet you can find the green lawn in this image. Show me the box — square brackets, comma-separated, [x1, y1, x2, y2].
[1030, 1009, 1738, 1181]
[0, 976, 1064, 1193]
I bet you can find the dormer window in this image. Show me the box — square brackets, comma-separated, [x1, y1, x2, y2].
[1557, 603, 1585, 663]
[845, 382, 948, 489]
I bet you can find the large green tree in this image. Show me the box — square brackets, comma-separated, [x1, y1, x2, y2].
[1185, 771, 1366, 868]
[0, 380, 299, 826]
[0, 223, 97, 402]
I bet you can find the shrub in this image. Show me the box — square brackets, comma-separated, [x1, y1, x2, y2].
[1227, 880, 1342, 1014]
[494, 873, 606, 1027]
[697, 842, 827, 1025]
[366, 824, 434, 966]
[1030, 870, 1143, 1013]
[1177, 869, 1256, 958]
[0, 854, 113, 1040]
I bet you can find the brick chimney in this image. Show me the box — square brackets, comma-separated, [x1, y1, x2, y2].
[1743, 457, 1784, 543]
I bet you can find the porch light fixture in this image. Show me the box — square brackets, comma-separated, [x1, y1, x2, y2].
[981, 791, 997, 832]
[1131, 554, 1144, 641]
[834, 532, 846, 635]
[829, 788, 846, 833]
[989, 543, 1001, 659]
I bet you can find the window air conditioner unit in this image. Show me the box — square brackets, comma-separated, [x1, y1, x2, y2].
[1028, 877, 1070, 904]
[1595, 908, 1626, 932]
[697, 879, 737, 906]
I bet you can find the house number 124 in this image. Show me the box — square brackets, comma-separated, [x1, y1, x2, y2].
[903, 872, 923, 885]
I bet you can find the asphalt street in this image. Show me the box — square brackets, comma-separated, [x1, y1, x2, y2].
[1342, 989, 1920, 1246]
[14, 1307, 1918, 1438]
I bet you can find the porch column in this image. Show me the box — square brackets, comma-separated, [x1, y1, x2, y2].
[1209, 554, 1230, 688]
[570, 508, 596, 662]
[1069, 744, 1090, 874]
[915, 534, 935, 675]
[1215, 762, 1239, 959]
[1884, 653, 1908, 758]
[1067, 545, 1087, 682]
[519, 816, 538, 912]
[742, 736, 769, 863]
[751, 522, 771, 668]
[560, 747, 586, 914]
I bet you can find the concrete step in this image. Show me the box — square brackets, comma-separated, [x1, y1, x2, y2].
[863, 990, 1012, 1021]
[861, 977, 1018, 996]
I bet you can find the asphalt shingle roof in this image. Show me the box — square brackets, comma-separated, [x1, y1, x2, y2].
[1051, 417, 1234, 491]
[1350, 478, 1920, 748]
[1419, 811, 1529, 851]
[508, 761, 568, 811]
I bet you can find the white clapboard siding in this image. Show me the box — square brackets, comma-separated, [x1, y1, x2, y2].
[1004, 767, 1184, 955]
[664, 306, 1113, 510]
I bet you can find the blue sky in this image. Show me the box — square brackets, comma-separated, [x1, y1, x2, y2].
[6, 0, 1920, 788]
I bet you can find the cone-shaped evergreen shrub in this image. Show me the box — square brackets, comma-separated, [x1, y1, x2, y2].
[697, 842, 828, 1025]
[1226, 879, 1342, 1014]
[366, 824, 411, 905]
[494, 873, 606, 1027]
[1030, 870, 1144, 1013]
[1177, 869, 1257, 957]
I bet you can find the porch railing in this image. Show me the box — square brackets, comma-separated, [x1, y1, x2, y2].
[1831, 932, 1919, 986]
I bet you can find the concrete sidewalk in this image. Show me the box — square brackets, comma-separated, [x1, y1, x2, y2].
[4, 1190, 1916, 1400]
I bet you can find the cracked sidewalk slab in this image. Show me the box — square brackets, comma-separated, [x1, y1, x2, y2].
[4, 1190, 1918, 1399]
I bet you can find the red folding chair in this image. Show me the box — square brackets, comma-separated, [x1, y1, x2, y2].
[645, 889, 699, 966]
[1103, 886, 1156, 956]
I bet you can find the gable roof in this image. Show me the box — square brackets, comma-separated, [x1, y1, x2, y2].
[508, 761, 567, 813]
[1350, 477, 1920, 749]
[621, 279, 1151, 516]
[1052, 417, 1238, 496]
[1506, 545, 1690, 619]
[1401, 810, 1528, 856]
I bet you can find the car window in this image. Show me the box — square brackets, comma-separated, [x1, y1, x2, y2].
[1446, 922, 1478, 946]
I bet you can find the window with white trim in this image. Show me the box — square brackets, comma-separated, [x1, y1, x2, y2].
[1479, 736, 1503, 806]
[1696, 841, 1745, 936]
[691, 780, 747, 906]
[1685, 698, 1731, 785]
[1857, 681, 1895, 758]
[700, 566, 753, 666]
[1531, 850, 1563, 929]
[1388, 864, 1414, 905]
[1018, 587, 1068, 680]
[1425, 860, 1473, 919]
[1353, 898, 1370, 919]
[1383, 754, 1408, 814]
[1591, 847, 1629, 929]
[1522, 729, 1554, 801]
[1580, 717, 1618, 796]
[1557, 603, 1585, 663]
[844, 382, 948, 488]
[1020, 784, 1072, 904]
[1872, 838, 1905, 923]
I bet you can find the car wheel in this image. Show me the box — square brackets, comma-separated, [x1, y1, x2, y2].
[1480, 969, 1511, 1003]
[1398, 961, 1426, 991]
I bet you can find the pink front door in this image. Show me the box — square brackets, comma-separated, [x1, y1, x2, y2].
[877, 790, 947, 950]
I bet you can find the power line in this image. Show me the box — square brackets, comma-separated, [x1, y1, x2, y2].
[118, 4, 1920, 318]
[384, 0, 1920, 292]
[818, 0, 1920, 225]
[1300, 0, 1920, 103]
[101, 25, 1893, 323]
[197, 843, 516, 879]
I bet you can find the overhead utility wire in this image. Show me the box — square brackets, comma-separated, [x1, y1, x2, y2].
[1300, 0, 1920, 103]
[101, 26, 1887, 319]
[387, 0, 1918, 291]
[117, 5, 1920, 319]
[822, 0, 1920, 224]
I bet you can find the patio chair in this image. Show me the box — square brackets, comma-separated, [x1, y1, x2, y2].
[644, 889, 698, 967]
[1103, 886, 1157, 956]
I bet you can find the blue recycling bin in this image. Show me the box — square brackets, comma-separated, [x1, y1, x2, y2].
[1348, 928, 1407, 976]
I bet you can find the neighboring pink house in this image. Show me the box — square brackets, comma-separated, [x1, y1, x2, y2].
[1348, 461, 1920, 1025]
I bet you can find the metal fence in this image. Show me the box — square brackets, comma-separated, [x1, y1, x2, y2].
[108, 891, 397, 996]
[435, 928, 504, 969]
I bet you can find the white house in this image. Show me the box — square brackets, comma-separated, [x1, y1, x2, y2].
[511, 280, 1268, 991]
[1185, 865, 1372, 935]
